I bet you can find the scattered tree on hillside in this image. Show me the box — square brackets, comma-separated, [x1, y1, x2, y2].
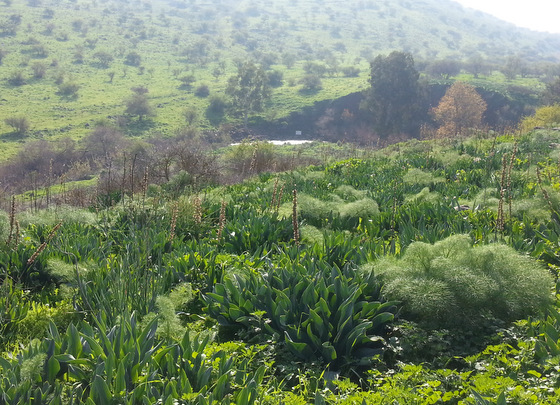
[341, 66, 360, 77]
[362, 51, 424, 137]
[57, 82, 80, 98]
[303, 61, 328, 77]
[183, 107, 199, 126]
[93, 51, 114, 68]
[83, 125, 126, 162]
[426, 59, 461, 79]
[432, 82, 486, 138]
[42, 8, 55, 19]
[542, 78, 560, 105]
[0, 49, 7, 65]
[4, 116, 30, 136]
[0, 14, 21, 36]
[125, 87, 153, 121]
[299, 74, 322, 93]
[195, 84, 210, 98]
[206, 95, 228, 125]
[178, 74, 196, 90]
[464, 54, 492, 78]
[31, 62, 47, 79]
[124, 51, 142, 66]
[501, 55, 525, 80]
[7, 70, 26, 86]
[226, 61, 270, 128]
[267, 70, 284, 87]
[281, 52, 296, 69]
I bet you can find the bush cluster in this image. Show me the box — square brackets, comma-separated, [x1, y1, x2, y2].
[369, 234, 555, 329]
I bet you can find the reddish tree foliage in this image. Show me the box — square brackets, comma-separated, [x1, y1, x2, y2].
[432, 82, 487, 138]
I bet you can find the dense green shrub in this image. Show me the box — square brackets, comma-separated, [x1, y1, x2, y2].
[334, 185, 367, 201]
[279, 193, 335, 226]
[0, 279, 29, 349]
[368, 234, 554, 329]
[205, 258, 397, 370]
[17, 300, 77, 341]
[339, 198, 379, 220]
[402, 168, 444, 186]
[300, 224, 324, 246]
[405, 187, 440, 205]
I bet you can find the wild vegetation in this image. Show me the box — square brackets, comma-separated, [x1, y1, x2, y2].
[1, 124, 560, 402]
[0, 0, 559, 205]
[0, 0, 558, 151]
[3, 0, 560, 403]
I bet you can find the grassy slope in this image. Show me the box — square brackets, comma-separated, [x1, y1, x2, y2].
[0, 0, 558, 161]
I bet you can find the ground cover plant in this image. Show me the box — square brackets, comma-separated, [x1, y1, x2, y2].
[1, 127, 560, 402]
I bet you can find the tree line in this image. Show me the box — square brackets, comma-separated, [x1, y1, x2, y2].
[362, 51, 490, 140]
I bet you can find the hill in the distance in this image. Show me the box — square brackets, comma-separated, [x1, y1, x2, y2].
[0, 0, 557, 158]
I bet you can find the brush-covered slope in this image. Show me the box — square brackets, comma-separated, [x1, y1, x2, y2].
[0, 0, 558, 158]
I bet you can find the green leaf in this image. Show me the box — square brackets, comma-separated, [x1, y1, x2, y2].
[48, 320, 60, 341]
[138, 315, 159, 350]
[496, 392, 507, 405]
[236, 386, 249, 405]
[205, 292, 227, 305]
[46, 356, 60, 383]
[213, 373, 229, 400]
[317, 297, 331, 319]
[52, 354, 76, 363]
[80, 334, 107, 360]
[284, 332, 312, 359]
[314, 392, 326, 405]
[91, 375, 112, 404]
[308, 308, 325, 334]
[370, 312, 394, 331]
[67, 324, 82, 358]
[321, 342, 337, 361]
[115, 361, 126, 394]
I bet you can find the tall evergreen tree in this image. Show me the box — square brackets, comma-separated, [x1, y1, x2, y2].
[362, 51, 423, 137]
[226, 61, 270, 128]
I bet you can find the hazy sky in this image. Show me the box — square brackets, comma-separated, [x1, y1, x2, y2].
[454, 0, 560, 34]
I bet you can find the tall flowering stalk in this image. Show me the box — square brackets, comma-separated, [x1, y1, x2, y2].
[271, 177, 279, 209]
[7, 196, 15, 246]
[507, 142, 518, 221]
[169, 202, 179, 243]
[217, 200, 227, 241]
[277, 184, 285, 212]
[292, 189, 299, 245]
[27, 222, 62, 266]
[537, 166, 555, 214]
[193, 196, 202, 227]
[497, 154, 507, 232]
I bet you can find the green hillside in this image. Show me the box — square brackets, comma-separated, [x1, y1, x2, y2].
[3, 129, 560, 402]
[0, 0, 559, 159]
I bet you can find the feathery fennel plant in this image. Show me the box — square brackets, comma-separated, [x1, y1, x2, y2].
[369, 234, 555, 329]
